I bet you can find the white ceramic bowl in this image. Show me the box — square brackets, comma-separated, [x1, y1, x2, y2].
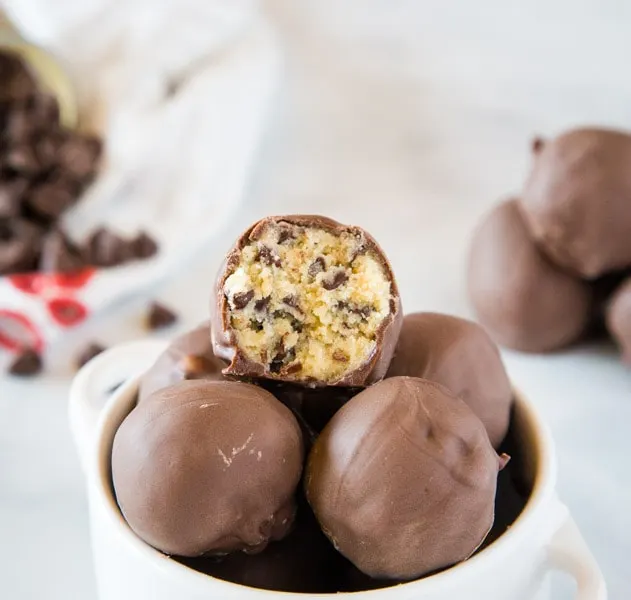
[69, 340, 607, 600]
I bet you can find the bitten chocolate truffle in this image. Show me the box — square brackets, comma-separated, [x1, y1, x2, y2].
[606, 277, 631, 364]
[212, 215, 402, 386]
[521, 128, 631, 279]
[138, 322, 226, 403]
[386, 312, 512, 448]
[305, 376, 505, 580]
[468, 199, 592, 352]
[112, 380, 304, 557]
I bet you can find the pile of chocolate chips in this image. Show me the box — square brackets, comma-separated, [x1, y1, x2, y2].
[111, 215, 530, 594]
[468, 127, 631, 360]
[1, 50, 158, 276]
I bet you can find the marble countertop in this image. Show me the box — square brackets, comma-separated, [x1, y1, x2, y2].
[1, 1, 630, 598]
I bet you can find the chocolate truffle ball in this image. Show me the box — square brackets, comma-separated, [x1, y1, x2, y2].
[468, 199, 592, 352]
[386, 312, 512, 448]
[212, 215, 402, 386]
[520, 128, 631, 279]
[112, 380, 304, 557]
[177, 501, 347, 593]
[138, 322, 226, 403]
[305, 376, 505, 580]
[606, 277, 631, 364]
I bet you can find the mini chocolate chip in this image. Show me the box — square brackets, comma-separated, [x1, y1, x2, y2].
[56, 134, 103, 180]
[131, 231, 159, 259]
[9, 348, 43, 376]
[308, 256, 325, 277]
[254, 296, 270, 312]
[284, 362, 302, 374]
[257, 245, 281, 267]
[269, 360, 283, 374]
[282, 295, 301, 310]
[277, 228, 295, 244]
[147, 302, 178, 330]
[27, 181, 77, 222]
[322, 270, 348, 291]
[332, 350, 349, 362]
[5, 145, 40, 173]
[232, 290, 254, 310]
[273, 310, 304, 333]
[76, 343, 107, 369]
[0, 180, 27, 219]
[350, 241, 368, 262]
[83, 227, 130, 267]
[351, 305, 373, 319]
[40, 229, 85, 273]
[249, 319, 264, 332]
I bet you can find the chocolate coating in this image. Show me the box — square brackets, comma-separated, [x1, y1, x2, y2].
[177, 500, 347, 593]
[606, 277, 631, 364]
[112, 380, 304, 557]
[521, 128, 631, 279]
[468, 199, 592, 352]
[261, 381, 358, 435]
[212, 215, 402, 387]
[305, 376, 504, 580]
[138, 322, 226, 403]
[386, 312, 512, 448]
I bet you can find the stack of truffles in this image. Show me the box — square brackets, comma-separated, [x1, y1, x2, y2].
[468, 127, 631, 361]
[112, 215, 526, 594]
[1, 50, 157, 275]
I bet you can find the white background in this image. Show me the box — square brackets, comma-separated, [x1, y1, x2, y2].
[1, 1, 631, 598]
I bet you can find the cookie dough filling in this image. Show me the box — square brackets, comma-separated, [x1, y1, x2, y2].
[222, 222, 394, 383]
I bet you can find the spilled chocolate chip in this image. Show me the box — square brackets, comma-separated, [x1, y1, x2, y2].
[39, 229, 86, 273]
[147, 302, 178, 330]
[76, 342, 107, 369]
[308, 256, 325, 277]
[322, 270, 348, 291]
[0, 180, 28, 219]
[257, 245, 281, 267]
[132, 231, 159, 259]
[254, 296, 270, 312]
[83, 227, 130, 267]
[9, 348, 43, 377]
[232, 290, 254, 310]
[332, 350, 349, 362]
[5, 145, 40, 173]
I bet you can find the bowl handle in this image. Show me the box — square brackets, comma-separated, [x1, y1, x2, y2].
[68, 339, 168, 473]
[548, 502, 607, 600]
